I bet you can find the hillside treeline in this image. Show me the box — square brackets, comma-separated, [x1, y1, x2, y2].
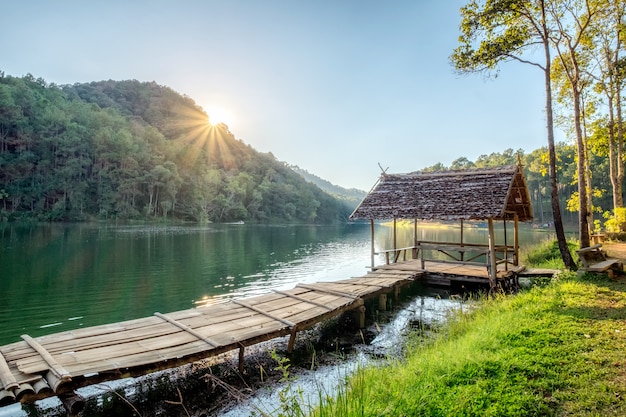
[0, 73, 353, 223]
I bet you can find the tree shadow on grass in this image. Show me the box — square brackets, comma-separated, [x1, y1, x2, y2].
[553, 274, 626, 321]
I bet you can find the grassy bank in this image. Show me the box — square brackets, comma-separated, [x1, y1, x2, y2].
[309, 257, 626, 415]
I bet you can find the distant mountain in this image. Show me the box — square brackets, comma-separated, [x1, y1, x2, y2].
[0, 74, 354, 223]
[289, 165, 367, 207]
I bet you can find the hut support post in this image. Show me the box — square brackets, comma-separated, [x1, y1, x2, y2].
[514, 214, 519, 266]
[238, 345, 245, 374]
[393, 218, 397, 262]
[287, 327, 298, 353]
[460, 219, 464, 262]
[370, 219, 375, 269]
[413, 219, 418, 259]
[488, 218, 497, 290]
[503, 218, 508, 271]
[378, 293, 387, 311]
[357, 305, 366, 329]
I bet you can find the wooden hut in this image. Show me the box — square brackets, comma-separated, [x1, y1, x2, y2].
[349, 164, 533, 289]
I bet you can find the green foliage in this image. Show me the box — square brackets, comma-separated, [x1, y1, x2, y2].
[269, 349, 308, 417]
[603, 207, 626, 232]
[0, 74, 353, 223]
[313, 276, 626, 416]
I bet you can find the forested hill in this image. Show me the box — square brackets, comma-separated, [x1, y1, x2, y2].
[289, 165, 367, 206]
[0, 73, 354, 223]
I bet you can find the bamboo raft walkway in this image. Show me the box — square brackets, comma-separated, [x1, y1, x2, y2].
[0, 259, 547, 412]
[0, 265, 425, 411]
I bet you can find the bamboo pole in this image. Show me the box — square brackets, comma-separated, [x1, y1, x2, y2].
[0, 351, 18, 391]
[0, 389, 15, 406]
[487, 218, 497, 290]
[15, 383, 34, 401]
[370, 219, 375, 269]
[21, 334, 71, 383]
[59, 392, 85, 415]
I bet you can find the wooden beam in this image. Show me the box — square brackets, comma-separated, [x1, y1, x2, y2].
[296, 283, 359, 300]
[154, 312, 219, 348]
[272, 290, 334, 311]
[232, 300, 296, 328]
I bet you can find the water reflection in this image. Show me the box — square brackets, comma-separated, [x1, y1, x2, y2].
[0, 222, 559, 346]
[0, 223, 372, 345]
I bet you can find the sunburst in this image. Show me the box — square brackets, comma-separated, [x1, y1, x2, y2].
[204, 106, 235, 128]
[170, 103, 238, 170]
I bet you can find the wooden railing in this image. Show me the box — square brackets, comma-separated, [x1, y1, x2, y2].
[378, 240, 517, 271]
[378, 245, 419, 265]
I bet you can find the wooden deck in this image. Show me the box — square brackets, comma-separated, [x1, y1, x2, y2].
[0, 267, 423, 408]
[374, 259, 524, 286]
[0, 259, 538, 411]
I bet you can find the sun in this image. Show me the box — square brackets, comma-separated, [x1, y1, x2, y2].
[203, 105, 235, 128]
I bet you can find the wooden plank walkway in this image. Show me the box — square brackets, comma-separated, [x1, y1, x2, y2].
[0, 267, 424, 407]
[374, 259, 524, 283]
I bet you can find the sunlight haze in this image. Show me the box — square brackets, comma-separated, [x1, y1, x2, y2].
[1, 0, 555, 191]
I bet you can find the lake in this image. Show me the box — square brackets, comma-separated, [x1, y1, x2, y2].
[0, 222, 559, 346]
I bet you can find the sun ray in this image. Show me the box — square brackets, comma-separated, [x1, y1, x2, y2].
[163, 100, 241, 172]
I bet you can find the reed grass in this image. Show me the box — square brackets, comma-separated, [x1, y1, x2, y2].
[309, 265, 626, 416]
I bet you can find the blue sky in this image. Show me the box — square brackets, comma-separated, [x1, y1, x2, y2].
[2, 1, 555, 191]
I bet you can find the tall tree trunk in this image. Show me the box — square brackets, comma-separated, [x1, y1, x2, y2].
[616, 95, 624, 207]
[581, 95, 593, 233]
[542, 1, 576, 269]
[608, 96, 619, 209]
[573, 87, 591, 248]
[611, 0, 624, 208]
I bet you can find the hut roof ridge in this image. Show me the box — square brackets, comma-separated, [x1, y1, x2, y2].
[350, 164, 533, 222]
[400, 165, 517, 178]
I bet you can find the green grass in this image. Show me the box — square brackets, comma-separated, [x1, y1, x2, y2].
[309, 272, 626, 416]
[520, 238, 580, 269]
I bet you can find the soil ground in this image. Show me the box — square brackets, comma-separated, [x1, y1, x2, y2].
[602, 242, 626, 261]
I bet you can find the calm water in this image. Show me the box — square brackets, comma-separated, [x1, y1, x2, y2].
[0, 222, 558, 346]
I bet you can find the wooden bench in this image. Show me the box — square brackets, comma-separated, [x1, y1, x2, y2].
[591, 234, 606, 245]
[577, 244, 623, 278]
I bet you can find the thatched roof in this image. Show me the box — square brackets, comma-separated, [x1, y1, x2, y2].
[350, 165, 533, 222]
